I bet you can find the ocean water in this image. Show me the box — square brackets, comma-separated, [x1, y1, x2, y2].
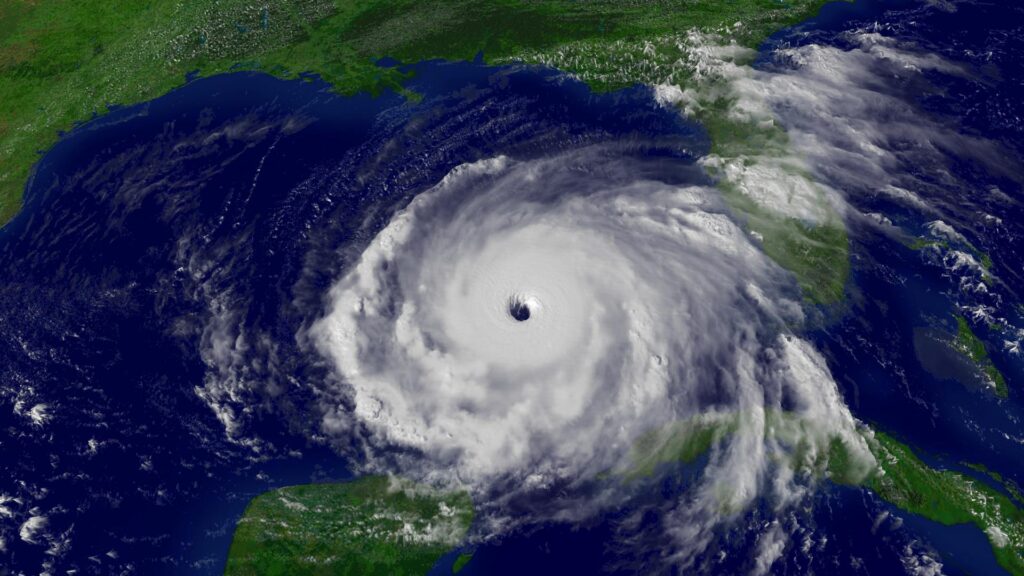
[1, 0, 1022, 574]
[0, 58, 704, 574]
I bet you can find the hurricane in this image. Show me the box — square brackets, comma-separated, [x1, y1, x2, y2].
[5, 1, 1024, 573]
[308, 147, 872, 559]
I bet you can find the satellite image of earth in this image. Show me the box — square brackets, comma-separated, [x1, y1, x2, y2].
[1, 0, 1023, 574]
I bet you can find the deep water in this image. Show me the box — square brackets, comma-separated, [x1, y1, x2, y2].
[0, 59, 703, 574]
[798, 0, 1024, 508]
[1, 0, 1023, 574]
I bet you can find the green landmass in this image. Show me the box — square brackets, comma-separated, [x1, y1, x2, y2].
[954, 315, 1008, 397]
[907, 238, 947, 251]
[966, 462, 1024, 506]
[699, 89, 848, 304]
[625, 415, 734, 480]
[867, 431, 1024, 575]
[505, 22, 851, 304]
[0, 0, 847, 302]
[748, 203, 848, 305]
[627, 416, 1024, 574]
[222, 420, 1024, 575]
[908, 220, 997, 284]
[625, 411, 873, 484]
[223, 475, 473, 576]
[452, 552, 473, 574]
[508, 7, 852, 306]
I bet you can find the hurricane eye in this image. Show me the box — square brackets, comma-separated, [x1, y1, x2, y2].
[507, 296, 531, 322]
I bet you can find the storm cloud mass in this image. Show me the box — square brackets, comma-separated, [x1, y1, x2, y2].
[308, 148, 871, 555]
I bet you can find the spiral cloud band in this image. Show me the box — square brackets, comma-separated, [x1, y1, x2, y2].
[311, 149, 868, 524]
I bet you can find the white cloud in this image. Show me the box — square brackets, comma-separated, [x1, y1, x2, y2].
[19, 515, 48, 545]
[309, 149, 870, 559]
[926, 220, 967, 245]
[0, 494, 18, 519]
[901, 543, 945, 576]
[301, 21, 1017, 567]
[27, 404, 50, 427]
[986, 525, 1009, 548]
[753, 521, 787, 576]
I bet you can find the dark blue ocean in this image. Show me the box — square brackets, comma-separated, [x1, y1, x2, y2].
[1, 0, 1022, 574]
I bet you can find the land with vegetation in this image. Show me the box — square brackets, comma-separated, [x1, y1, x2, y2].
[866, 431, 1024, 575]
[227, 418, 1024, 575]
[954, 314, 1009, 397]
[628, 416, 1024, 575]
[7, 2, 1018, 573]
[1, 0, 846, 301]
[223, 475, 473, 576]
